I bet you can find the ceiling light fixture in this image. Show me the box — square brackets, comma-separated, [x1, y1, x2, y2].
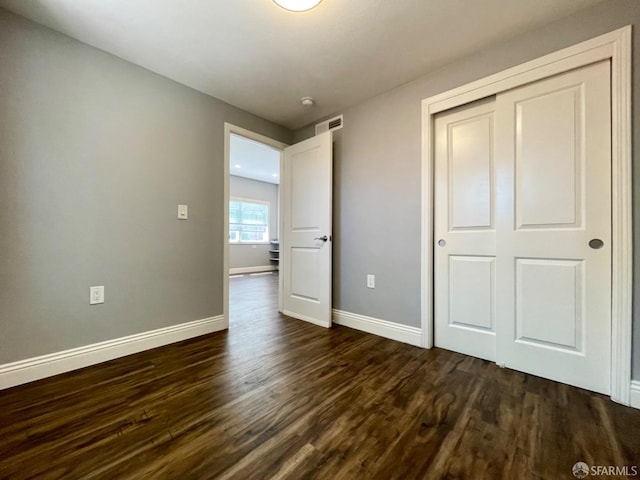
[301, 96, 315, 106]
[234, 164, 241, 168]
[273, 0, 322, 12]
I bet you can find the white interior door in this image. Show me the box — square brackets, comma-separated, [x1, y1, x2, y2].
[434, 100, 497, 362]
[281, 131, 333, 328]
[495, 60, 611, 394]
[433, 61, 612, 394]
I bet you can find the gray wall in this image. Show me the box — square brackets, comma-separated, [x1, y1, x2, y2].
[229, 175, 279, 270]
[0, 9, 291, 364]
[295, 0, 640, 378]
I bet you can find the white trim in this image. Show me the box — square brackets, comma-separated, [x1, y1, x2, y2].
[224, 124, 288, 326]
[609, 26, 633, 407]
[421, 26, 633, 405]
[332, 309, 422, 347]
[0, 316, 225, 390]
[278, 139, 285, 313]
[229, 265, 277, 275]
[630, 381, 640, 410]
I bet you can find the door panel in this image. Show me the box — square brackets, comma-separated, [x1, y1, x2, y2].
[449, 116, 493, 230]
[434, 100, 497, 362]
[449, 256, 495, 331]
[281, 132, 332, 328]
[515, 258, 584, 351]
[515, 85, 584, 228]
[292, 151, 323, 229]
[290, 248, 320, 301]
[496, 60, 611, 394]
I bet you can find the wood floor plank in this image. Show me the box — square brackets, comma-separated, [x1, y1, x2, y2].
[0, 272, 638, 479]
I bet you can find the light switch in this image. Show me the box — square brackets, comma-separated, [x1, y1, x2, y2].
[90, 286, 104, 305]
[178, 204, 188, 220]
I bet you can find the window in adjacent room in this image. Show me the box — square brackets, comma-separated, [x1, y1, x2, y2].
[229, 198, 269, 243]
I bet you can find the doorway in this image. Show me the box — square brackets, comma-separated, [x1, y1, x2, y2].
[224, 125, 335, 331]
[223, 124, 287, 327]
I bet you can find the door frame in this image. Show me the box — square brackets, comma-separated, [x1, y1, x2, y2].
[223, 123, 288, 328]
[420, 26, 632, 405]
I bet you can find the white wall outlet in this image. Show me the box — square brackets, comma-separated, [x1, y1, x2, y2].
[90, 286, 104, 305]
[367, 274, 375, 289]
[178, 204, 188, 220]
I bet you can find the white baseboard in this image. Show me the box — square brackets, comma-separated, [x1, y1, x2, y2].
[229, 265, 277, 275]
[0, 315, 226, 390]
[332, 309, 422, 347]
[630, 381, 640, 409]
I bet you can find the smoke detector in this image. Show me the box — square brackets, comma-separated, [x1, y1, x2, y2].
[301, 97, 315, 106]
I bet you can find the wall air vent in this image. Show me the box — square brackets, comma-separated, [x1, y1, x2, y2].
[315, 114, 343, 135]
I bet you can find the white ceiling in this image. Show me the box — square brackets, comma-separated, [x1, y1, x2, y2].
[0, 0, 604, 130]
[230, 134, 281, 185]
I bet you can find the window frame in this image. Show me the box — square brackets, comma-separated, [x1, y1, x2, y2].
[229, 196, 270, 245]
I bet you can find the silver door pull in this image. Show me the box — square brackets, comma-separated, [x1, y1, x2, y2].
[315, 235, 329, 242]
[438, 239, 446, 247]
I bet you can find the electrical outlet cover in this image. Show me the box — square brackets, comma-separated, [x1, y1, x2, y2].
[90, 286, 104, 305]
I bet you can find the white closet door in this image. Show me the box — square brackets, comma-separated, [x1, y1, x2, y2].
[495, 61, 611, 394]
[434, 100, 497, 362]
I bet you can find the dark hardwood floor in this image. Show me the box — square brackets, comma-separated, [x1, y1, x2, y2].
[1, 272, 638, 479]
